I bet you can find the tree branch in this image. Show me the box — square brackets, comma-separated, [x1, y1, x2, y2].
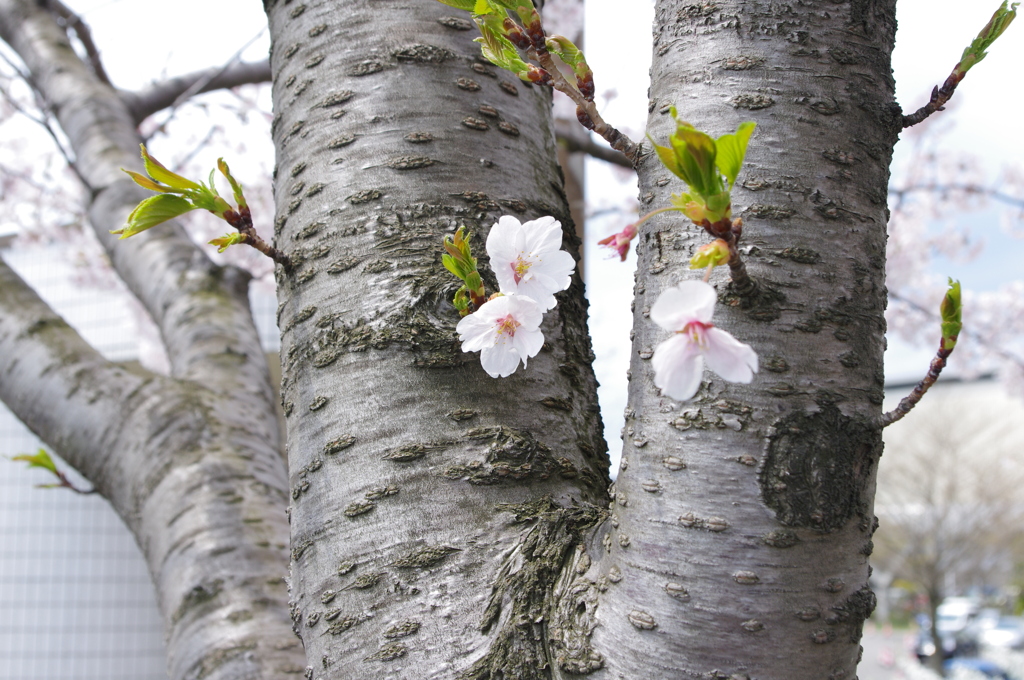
[901, 71, 964, 129]
[888, 181, 1024, 210]
[121, 59, 272, 124]
[0, 1, 276, 400]
[0, 254, 145, 500]
[554, 119, 635, 169]
[881, 342, 953, 427]
[44, 0, 112, 87]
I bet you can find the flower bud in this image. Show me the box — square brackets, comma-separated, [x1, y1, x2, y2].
[689, 239, 731, 269]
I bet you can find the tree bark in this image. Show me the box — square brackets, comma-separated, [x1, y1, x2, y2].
[264, 0, 607, 676]
[589, 1, 899, 678]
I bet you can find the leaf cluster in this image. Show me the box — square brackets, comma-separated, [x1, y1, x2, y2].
[649, 108, 755, 225]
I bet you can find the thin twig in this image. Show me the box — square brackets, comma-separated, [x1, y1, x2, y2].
[144, 28, 267, 140]
[881, 343, 953, 427]
[889, 182, 1024, 210]
[224, 207, 291, 269]
[554, 121, 635, 169]
[172, 125, 221, 173]
[902, 70, 964, 129]
[45, 0, 112, 87]
[534, 48, 639, 164]
[51, 468, 97, 494]
[0, 59, 92, 190]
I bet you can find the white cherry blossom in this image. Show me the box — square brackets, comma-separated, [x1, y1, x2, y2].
[486, 215, 575, 311]
[651, 280, 758, 401]
[456, 294, 545, 378]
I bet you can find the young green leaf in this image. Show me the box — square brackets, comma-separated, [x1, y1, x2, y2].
[123, 169, 174, 193]
[111, 194, 195, 239]
[670, 125, 720, 197]
[139, 145, 201, 191]
[217, 158, 248, 210]
[434, 0, 478, 10]
[940, 278, 963, 350]
[209, 233, 247, 253]
[715, 121, 756, 189]
[10, 449, 58, 475]
[958, 1, 1019, 74]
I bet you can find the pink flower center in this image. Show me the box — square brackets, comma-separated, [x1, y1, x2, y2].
[680, 320, 712, 346]
[495, 313, 521, 338]
[511, 256, 532, 284]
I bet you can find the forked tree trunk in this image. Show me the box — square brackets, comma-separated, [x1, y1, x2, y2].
[0, 0, 903, 676]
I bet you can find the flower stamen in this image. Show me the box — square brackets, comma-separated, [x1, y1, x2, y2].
[495, 313, 521, 338]
[511, 256, 532, 284]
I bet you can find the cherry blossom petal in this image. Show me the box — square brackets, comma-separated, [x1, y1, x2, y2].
[652, 334, 704, 401]
[456, 313, 498, 353]
[480, 344, 524, 378]
[521, 216, 562, 253]
[487, 217, 527, 292]
[704, 327, 758, 383]
[511, 325, 545, 368]
[504, 294, 544, 328]
[650, 280, 717, 331]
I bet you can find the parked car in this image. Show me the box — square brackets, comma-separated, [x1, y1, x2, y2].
[976, 616, 1024, 649]
[945, 658, 1011, 679]
[914, 616, 980, 662]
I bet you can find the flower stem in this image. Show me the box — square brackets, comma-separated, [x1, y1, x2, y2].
[635, 206, 677, 230]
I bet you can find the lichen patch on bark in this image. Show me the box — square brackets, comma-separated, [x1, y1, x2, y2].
[760, 404, 880, 533]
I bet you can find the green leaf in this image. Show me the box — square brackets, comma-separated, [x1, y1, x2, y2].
[649, 139, 680, 180]
[670, 125, 720, 197]
[434, 0, 478, 9]
[217, 158, 247, 210]
[453, 286, 471, 315]
[474, 0, 492, 14]
[715, 121, 756, 188]
[209, 232, 247, 253]
[111, 194, 195, 239]
[442, 253, 467, 280]
[139, 145, 201, 191]
[959, 1, 1019, 73]
[465, 271, 484, 296]
[704, 191, 732, 222]
[10, 449, 58, 475]
[122, 169, 174, 193]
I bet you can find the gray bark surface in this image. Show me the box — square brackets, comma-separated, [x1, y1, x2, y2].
[264, 0, 607, 676]
[589, 1, 899, 678]
[0, 1, 303, 678]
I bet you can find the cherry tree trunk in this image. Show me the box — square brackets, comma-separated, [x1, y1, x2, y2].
[264, 0, 607, 676]
[589, 1, 898, 678]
